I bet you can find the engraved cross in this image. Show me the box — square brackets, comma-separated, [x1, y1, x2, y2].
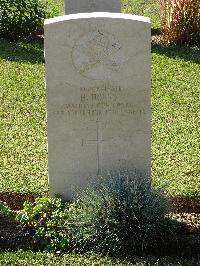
[83, 120, 107, 175]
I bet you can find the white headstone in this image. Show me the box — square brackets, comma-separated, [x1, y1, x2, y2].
[45, 13, 151, 200]
[65, 0, 121, 14]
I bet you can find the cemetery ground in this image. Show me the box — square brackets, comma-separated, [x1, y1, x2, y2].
[0, 36, 199, 266]
[0, 1, 200, 265]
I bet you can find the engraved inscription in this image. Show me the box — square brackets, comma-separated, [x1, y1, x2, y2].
[63, 103, 142, 117]
[72, 30, 123, 80]
[51, 84, 146, 118]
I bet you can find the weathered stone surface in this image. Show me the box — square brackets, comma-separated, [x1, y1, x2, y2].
[45, 13, 151, 200]
[65, 0, 121, 14]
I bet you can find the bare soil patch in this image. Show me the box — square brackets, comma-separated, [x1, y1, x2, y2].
[0, 214, 37, 251]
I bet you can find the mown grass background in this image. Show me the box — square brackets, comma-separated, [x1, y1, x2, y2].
[0, 1, 199, 196]
[152, 45, 200, 196]
[122, 0, 160, 28]
[0, 1, 199, 265]
[0, 251, 199, 266]
[0, 40, 47, 193]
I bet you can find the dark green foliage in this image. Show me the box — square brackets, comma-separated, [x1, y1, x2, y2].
[0, 201, 12, 216]
[17, 170, 171, 256]
[0, 0, 47, 36]
[16, 196, 70, 251]
[67, 170, 170, 256]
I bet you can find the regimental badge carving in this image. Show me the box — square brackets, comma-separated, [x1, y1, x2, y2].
[71, 30, 124, 80]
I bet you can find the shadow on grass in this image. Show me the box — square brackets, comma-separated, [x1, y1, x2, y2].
[1, 36, 199, 65]
[149, 218, 200, 260]
[151, 43, 200, 64]
[0, 37, 44, 64]
[0, 212, 199, 262]
[0, 213, 37, 251]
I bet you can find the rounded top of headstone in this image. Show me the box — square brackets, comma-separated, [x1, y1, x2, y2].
[45, 13, 150, 25]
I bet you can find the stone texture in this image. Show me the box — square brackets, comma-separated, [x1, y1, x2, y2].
[65, 0, 121, 14]
[45, 13, 151, 200]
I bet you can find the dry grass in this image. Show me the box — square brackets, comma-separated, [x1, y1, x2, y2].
[160, 0, 200, 45]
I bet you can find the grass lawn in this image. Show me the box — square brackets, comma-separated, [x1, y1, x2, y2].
[152, 45, 200, 196]
[122, 0, 160, 28]
[0, 251, 199, 266]
[0, 40, 48, 194]
[0, 1, 199, 265]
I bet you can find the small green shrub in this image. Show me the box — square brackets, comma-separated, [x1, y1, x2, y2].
[16, 196, 70, 251]
[0, 201, 12, 216]
[17, 170, 172, 255]
[0, 0, 48, 36]
[67, 170, 171, 256]
[160, 0, 200, 45]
